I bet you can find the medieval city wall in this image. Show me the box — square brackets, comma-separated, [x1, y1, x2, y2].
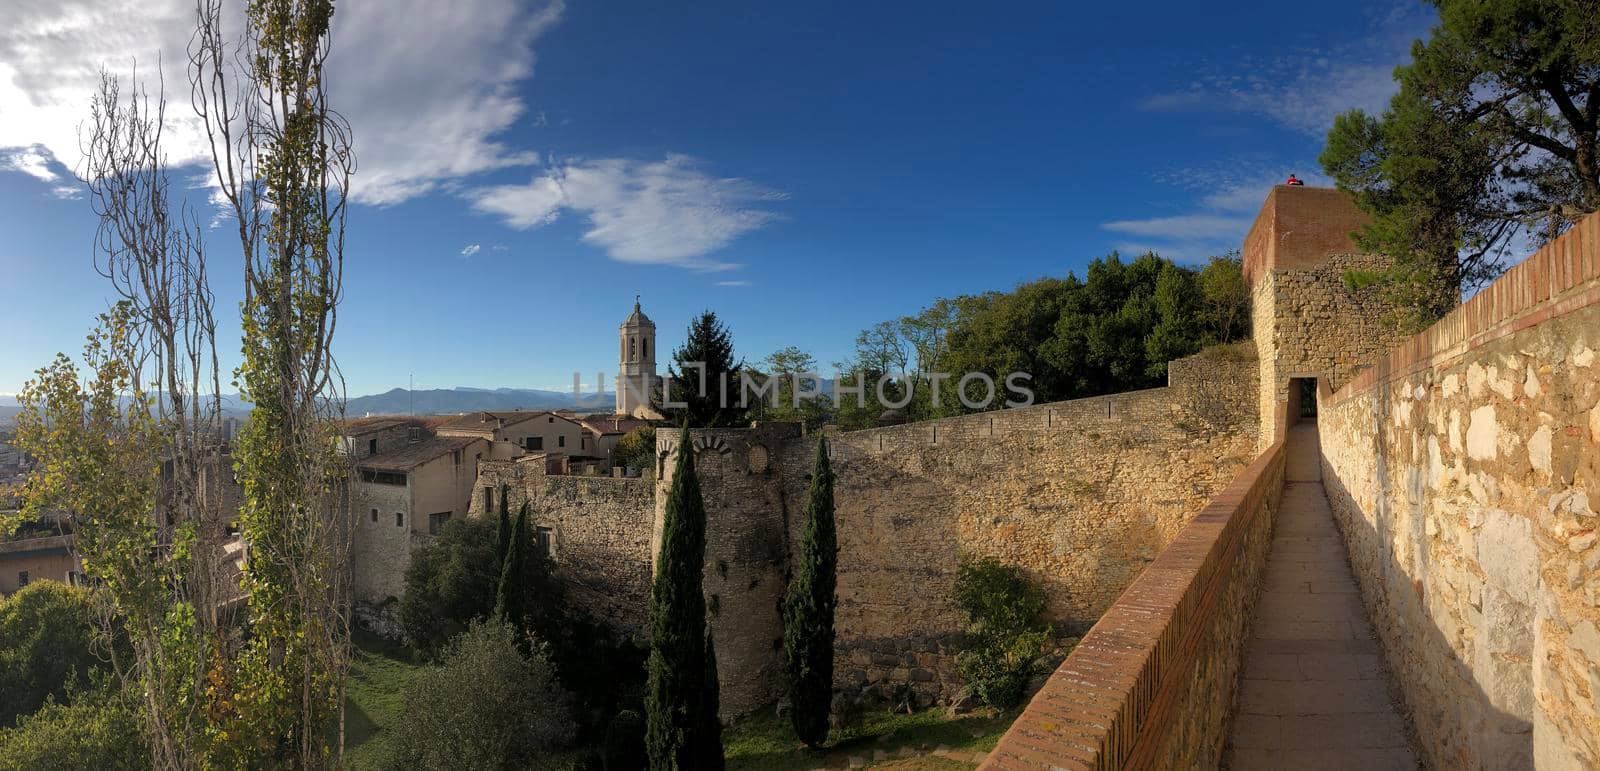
[1319, 213, 1600, 769]
[350, 481, 414, 607]
[471, 459, 656, 631]
[663, 351, 1261, 715]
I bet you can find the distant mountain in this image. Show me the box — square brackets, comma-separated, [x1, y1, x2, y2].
[344, 387, 593, 417]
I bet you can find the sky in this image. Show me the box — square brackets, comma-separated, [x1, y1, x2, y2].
[0, 0, 1439, 397]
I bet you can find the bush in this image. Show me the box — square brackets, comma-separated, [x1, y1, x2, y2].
[385, 618, 574, 769]
[612, 426, 656, 475]
[952, 558, 1050, 709]
[399, 516, 500, 656]
[0, 582, 103, 727]
[0, 688, 145, 770]
[601, 709, 645, 770]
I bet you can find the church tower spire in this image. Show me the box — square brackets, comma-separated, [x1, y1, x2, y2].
[617, 296, 657, 417]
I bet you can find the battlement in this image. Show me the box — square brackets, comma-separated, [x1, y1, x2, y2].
[1241, 185, 1368, 287]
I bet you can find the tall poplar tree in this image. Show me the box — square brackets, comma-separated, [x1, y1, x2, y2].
[645, 427, 723, 767]
[496, 485, 512, 573]
[781, 436, 838, 748]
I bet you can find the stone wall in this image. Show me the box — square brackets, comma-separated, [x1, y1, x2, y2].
[662, 352, 1260, 716]
[1319, 212, 1600, 769]
[984, 436, 1287, 770]
[471, 458, 655, 631]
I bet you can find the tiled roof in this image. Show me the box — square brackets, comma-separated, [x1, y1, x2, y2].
[357, 435, 481, 471]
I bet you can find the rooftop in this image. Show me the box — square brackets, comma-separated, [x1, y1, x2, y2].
[356, 435, 481, 471]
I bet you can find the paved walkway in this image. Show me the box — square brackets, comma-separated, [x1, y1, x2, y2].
[1222, 423, 1420, 770]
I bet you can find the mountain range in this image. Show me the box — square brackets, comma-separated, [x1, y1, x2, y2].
[0, 387, 597, 426]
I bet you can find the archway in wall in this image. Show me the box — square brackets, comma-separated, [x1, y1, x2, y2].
[1286, 376, 1319, 426]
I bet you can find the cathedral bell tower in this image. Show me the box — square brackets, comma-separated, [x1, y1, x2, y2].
[617, 297, 658, 417]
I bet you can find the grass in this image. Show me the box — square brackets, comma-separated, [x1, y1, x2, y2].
[342, 629, 424, 769]
[725, 704, 1017, 770]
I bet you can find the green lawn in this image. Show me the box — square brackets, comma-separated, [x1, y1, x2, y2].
[342, 629, 423, 769]
[725, 705, 1016, 771]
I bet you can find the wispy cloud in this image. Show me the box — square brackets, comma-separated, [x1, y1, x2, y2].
[460, 243, 482, 257]
[471, 154, 782, 270]
[714, 280, 751, 287]
[1102, 165, 1333, 261]
[1102, 214, 1251, 241]
[1136, 4, 1432, 136]
[0, 0, 564, 205]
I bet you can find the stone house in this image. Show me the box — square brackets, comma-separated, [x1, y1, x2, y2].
[350, 432, 489, 605]
[437, 410, 598, 463]
[0, 534, 81, 597]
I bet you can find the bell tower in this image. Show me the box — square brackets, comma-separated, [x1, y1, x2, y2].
[617, 296, 657, 417]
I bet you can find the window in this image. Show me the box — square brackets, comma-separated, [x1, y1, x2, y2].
[643, 339, 649, 359]
[534, 527, 554, 559]
[359, 468, 407, 486]
[581, 436, 587, 450]
[527, 436, 543, 451]
[428, 512, 452, 535]
[17, 571, 28, 588]
[370, 508, 378, 523]
[367, 438, 377, 456]
[483, 487, 493, 511]
[452, 449, 462, 468]
[394, 512, 404, 527]
[557, 435, 565, 448]
[548, 416, 555, 423]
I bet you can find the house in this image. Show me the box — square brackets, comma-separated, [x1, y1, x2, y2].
[0, 534, 81, 597]
[349, 431, 489, 605]
[437, 410, 597, 461]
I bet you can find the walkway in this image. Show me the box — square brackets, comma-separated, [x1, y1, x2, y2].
[1222, 423, 1419, 770]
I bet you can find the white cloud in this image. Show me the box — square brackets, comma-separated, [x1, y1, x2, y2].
[1, 146, 61, 181]
[1102, 214, 1250, 241]
[0, 0, 563, 205]
[1136, 5, 1432, 136]
[714, 280, 751, 287]
[460, 243, 481, 257]
[471, 155, 782, 270]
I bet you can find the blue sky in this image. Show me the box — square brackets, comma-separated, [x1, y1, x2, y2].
[0, 0, 1436, 397]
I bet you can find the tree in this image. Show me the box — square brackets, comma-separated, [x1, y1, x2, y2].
[781, 437, 838, 748]
[612, 426, 657, 474]
[748, 347, 831, 428]
[399, 517, 500, 657]
[0, 583, 103, 728]
[1321, 0, 1600, 326]
[952, 558, 1051, 709]
[385, 619, 573, 770]
[496, 484, 512, 572]
[1196, 253, 1249, 343]
[192, 0, 358, 760]
[645, 427, 723, 768]
[667, 312, 744, 428]
[0, 688, 146, 771]
[496, 503, 532, 630]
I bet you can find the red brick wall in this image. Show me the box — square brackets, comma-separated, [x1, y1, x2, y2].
[1242, 186, 1368, 287]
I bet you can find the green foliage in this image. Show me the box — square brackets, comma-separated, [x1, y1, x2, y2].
[952, 558, 1051, 709]
[0, 582, 103, 728]
[496, 503, 531, 627]
[384, 619, 574, 769]
[1320, 0, 1600, 327]
[601, 709, 646, 770]
[0, 687, 145, 771]
[613, 426, 657, 474]
[668, 311, 745, 428]
[781, 438, 838, 748]
[400, 516, 501, 657]
[496, 484, 512, 572]
[646, 427, 724, 768]
[747, 347, 832, 429]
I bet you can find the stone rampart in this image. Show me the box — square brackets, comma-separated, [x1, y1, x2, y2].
[983, 437, 1287, 770]
[662, 352, 1260, 715]
[472, 458, 655, 631]
[1319, 211, 1600, 768]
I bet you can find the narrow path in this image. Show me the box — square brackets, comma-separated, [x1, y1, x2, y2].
[1222, 423, 1419, 770]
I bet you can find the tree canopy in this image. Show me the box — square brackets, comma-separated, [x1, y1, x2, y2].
[1321, 0, 1600, 325]
[667, 311, 745, 428]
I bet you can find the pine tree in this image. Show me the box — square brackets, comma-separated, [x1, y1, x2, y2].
[781, 436, 838, 747]
[668, 310, 744, 427]
[645, 426, 722, 767]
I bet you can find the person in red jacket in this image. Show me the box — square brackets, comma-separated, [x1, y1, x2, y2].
[1285, 174, 1305, 186]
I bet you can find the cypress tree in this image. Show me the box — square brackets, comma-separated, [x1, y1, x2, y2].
[495, 485, 512, 573]
[495, 503, 531, 631]
[781, 436, 838, 748]
[645, 426, 722, 768]
[696, 630, 725, 770]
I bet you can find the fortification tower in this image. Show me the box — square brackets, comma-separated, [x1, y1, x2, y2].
[1245, 185, 1407, 446]
[617, 297, 657, 418]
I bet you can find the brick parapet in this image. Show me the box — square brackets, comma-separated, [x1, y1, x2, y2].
[981, 439, 1287, 770]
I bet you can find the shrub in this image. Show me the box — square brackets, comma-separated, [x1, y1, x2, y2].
[601, 709, 645, 770]
[952, 558, 1050, 709]
[399, 516, 500, 656]
[385, 618, 574, 769]
[612, 426, 656, 475]
[0, 687, 145, 770]
[0, 582, 103, 727]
